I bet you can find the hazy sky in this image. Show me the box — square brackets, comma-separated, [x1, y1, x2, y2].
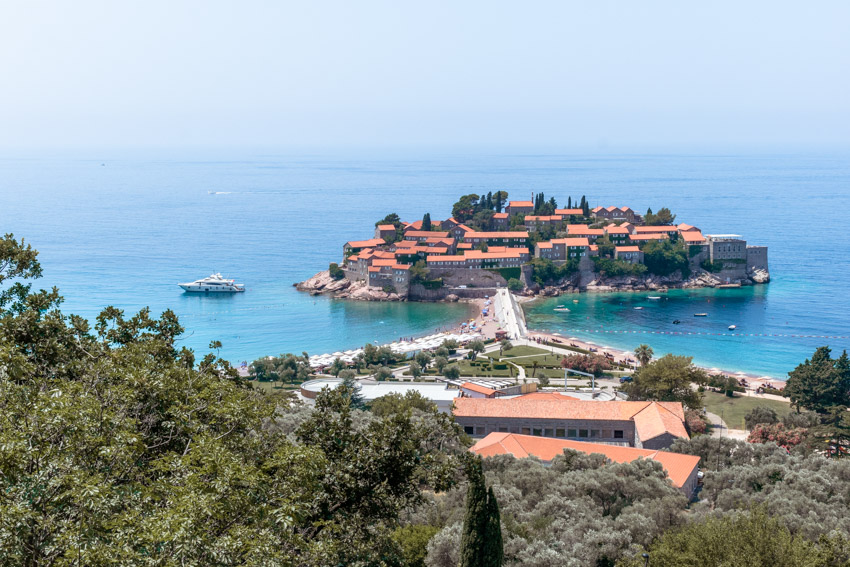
[1, 1, 848, 150]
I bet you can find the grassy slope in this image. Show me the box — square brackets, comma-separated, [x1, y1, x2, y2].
[702, 391, 793, 430]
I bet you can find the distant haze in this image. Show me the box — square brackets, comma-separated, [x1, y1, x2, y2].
[1, 1, 848, 151]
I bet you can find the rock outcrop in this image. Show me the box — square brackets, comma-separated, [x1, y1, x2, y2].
[295, 271, 403, 301]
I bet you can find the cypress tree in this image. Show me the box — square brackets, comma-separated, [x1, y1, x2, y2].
[460, 457, 504, 567]
[482, 487, 504, 567]
[459, 458, 488, 567]
[495, 192, 503, 212]
[567, 196, 572, 209]
[422, 212, 431, 232]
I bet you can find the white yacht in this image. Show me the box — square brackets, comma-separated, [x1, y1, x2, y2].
[178, 273, 245, 293]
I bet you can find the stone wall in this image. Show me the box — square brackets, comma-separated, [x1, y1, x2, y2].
[408, 285, 497, 301]
[427, 267, 509, 288]
[746, 246, 769, 271]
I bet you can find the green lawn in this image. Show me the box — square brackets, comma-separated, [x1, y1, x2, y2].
[457, 360, 514, 377]
[485, 345, 549, 359]
[702, 391, 793, 430]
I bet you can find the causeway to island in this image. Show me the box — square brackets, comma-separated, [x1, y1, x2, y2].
[297, 192, 769, 302]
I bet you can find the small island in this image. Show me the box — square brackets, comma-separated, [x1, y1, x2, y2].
[297, 192, 770, 301]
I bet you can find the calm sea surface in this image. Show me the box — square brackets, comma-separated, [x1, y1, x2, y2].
[2, 150, 848, 376]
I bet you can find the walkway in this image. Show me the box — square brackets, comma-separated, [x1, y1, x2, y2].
[705, 411, 748, 441]
[494, 289, 527, 340]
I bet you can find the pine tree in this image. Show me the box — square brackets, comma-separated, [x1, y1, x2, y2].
[422, 212, 431, 232]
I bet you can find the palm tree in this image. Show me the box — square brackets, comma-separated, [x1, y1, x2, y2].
[634, 344, 654, 367]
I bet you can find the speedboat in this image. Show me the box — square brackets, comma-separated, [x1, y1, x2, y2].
[647, 296, 661, 300]
[728, 325, 737, 330]
[178, 273, 245, 293]
[694, 313, 708, 317]
[553, 305, 570, 312]
[634, 306, 643, 310]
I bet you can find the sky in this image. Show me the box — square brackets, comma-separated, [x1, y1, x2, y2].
[1, 1, 848, 151]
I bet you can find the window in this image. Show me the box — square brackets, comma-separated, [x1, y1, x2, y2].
[568, 429, 577, 437]
[498, 427, 508, 433]
[602, 430, 612, 438]
[510, 427, 520, 434]
[544, 429, 554, 437]
[555, 428, 565, 438]
[533, 428, 543, 436]
[590, 430, 600, 438]
[521, 427, 531, 435]
[579, 429, 589, 438]
[614, 430, 624, 439]
[464, 426, 474, 435]
[475, 427, 485, 436]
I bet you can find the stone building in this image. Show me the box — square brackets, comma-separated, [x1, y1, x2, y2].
[452, 392, 689, 450]
[614, 246, 643, 264]
[505, 200, 534, 216]
[591, 206, 637, 223]
[535, 237, 590, 262]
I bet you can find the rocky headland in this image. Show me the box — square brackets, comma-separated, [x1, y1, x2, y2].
[295, 270, 406, 301]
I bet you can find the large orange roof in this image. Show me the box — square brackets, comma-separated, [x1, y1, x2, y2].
[405, 230, 450, 238]
[453, 397, 688, 444]
[680, 231, 705, 243]
[464, 248, 529, 260]
[605, 226, 631, 234]
[508, 201, 534, 207]
[469, 433, 699, 488]
[493, 212, 509, 219]
[377, 224, 396, 231]
[426, 255, 466, 262]
[371, 259, 396, 267]
[555, 208, 583, 215]
[677, 223, 699, 232]
[567, 225, 604, 235]
[551, 237, 590, 247]
[457, 242, 473, 249]
[615, 246, 641, 253]
[346, 238, 386, 248]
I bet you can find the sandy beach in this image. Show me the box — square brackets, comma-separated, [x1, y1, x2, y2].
[526, 329, 787, 391]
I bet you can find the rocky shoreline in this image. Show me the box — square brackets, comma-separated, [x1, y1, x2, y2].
[296, 267, 770, 302]
[527, 268, 770, 297]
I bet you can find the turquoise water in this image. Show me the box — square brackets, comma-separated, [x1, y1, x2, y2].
[1, 150, 848, 374]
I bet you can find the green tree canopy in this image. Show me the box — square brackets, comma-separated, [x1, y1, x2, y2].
[620, 353, 708, 409]
[786, 346, 850, 415]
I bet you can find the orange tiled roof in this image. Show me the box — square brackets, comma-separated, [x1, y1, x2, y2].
[554, 237, 590, 247]
[464, 248, 529, 260]
[680, 231, 705, 243]
[346, 238, 386, 248]
[567, 225, 604, 236]
[555, 208, 584, 216]
[377, 224, 396, 231]
[536, 241, 553, 249]
[508, 201, 534, 207]
[453, 397, 688, 444]
[605, 226, 631, 234]
[457, 243, 473, 249]
[469, 433, 699, 488]
[493, 212, 509, 219]
[393, 264, 410, 270]
[371, 259, 396, 267]
[462, 382, 497, 396]
[426, 255, 467, 263]
[367, 266, 381, 272]
[677, 223, 699, 232]
[405, 230, 450, 238]
[615, 246, 641, 252]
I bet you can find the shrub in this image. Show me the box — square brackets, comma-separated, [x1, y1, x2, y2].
[747, 423, 809, 450]
[685, 409, 708, 435]
[744, 406, 779, 430]
[329, 262, 345, 280]
[506, 278, 524, 292]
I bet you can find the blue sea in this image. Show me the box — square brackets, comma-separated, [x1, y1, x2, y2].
[2, 150, 848, 377]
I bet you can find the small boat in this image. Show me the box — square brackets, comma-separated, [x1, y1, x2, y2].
[634, 307, 643, 310]
[178, 273, 245, 293]
[673, 320, 681, 324]
[553, 305, 570, 312]
[728, 325, 737, 330]
[647, 296, 661, 300]
[694, 313, 708, 317]
[572, 299, 579, 303]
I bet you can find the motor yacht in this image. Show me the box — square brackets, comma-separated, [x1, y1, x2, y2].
[178, 273, 245, 293]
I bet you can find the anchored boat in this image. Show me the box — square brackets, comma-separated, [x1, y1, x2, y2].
[178, 273, 245, 293]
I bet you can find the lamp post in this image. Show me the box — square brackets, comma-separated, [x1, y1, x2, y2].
[642, 552, 650, 567]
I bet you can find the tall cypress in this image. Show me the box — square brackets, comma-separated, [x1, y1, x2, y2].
[482, 487, 504, 567]
[422, 212, 431, 231]
[459, 458, 488, 567]
[567, 196, 572, 209]
[460, 457, 503, 567]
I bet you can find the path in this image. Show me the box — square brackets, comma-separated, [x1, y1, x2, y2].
[494, 289, 527, 340]
[705, 411, 749, 441]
